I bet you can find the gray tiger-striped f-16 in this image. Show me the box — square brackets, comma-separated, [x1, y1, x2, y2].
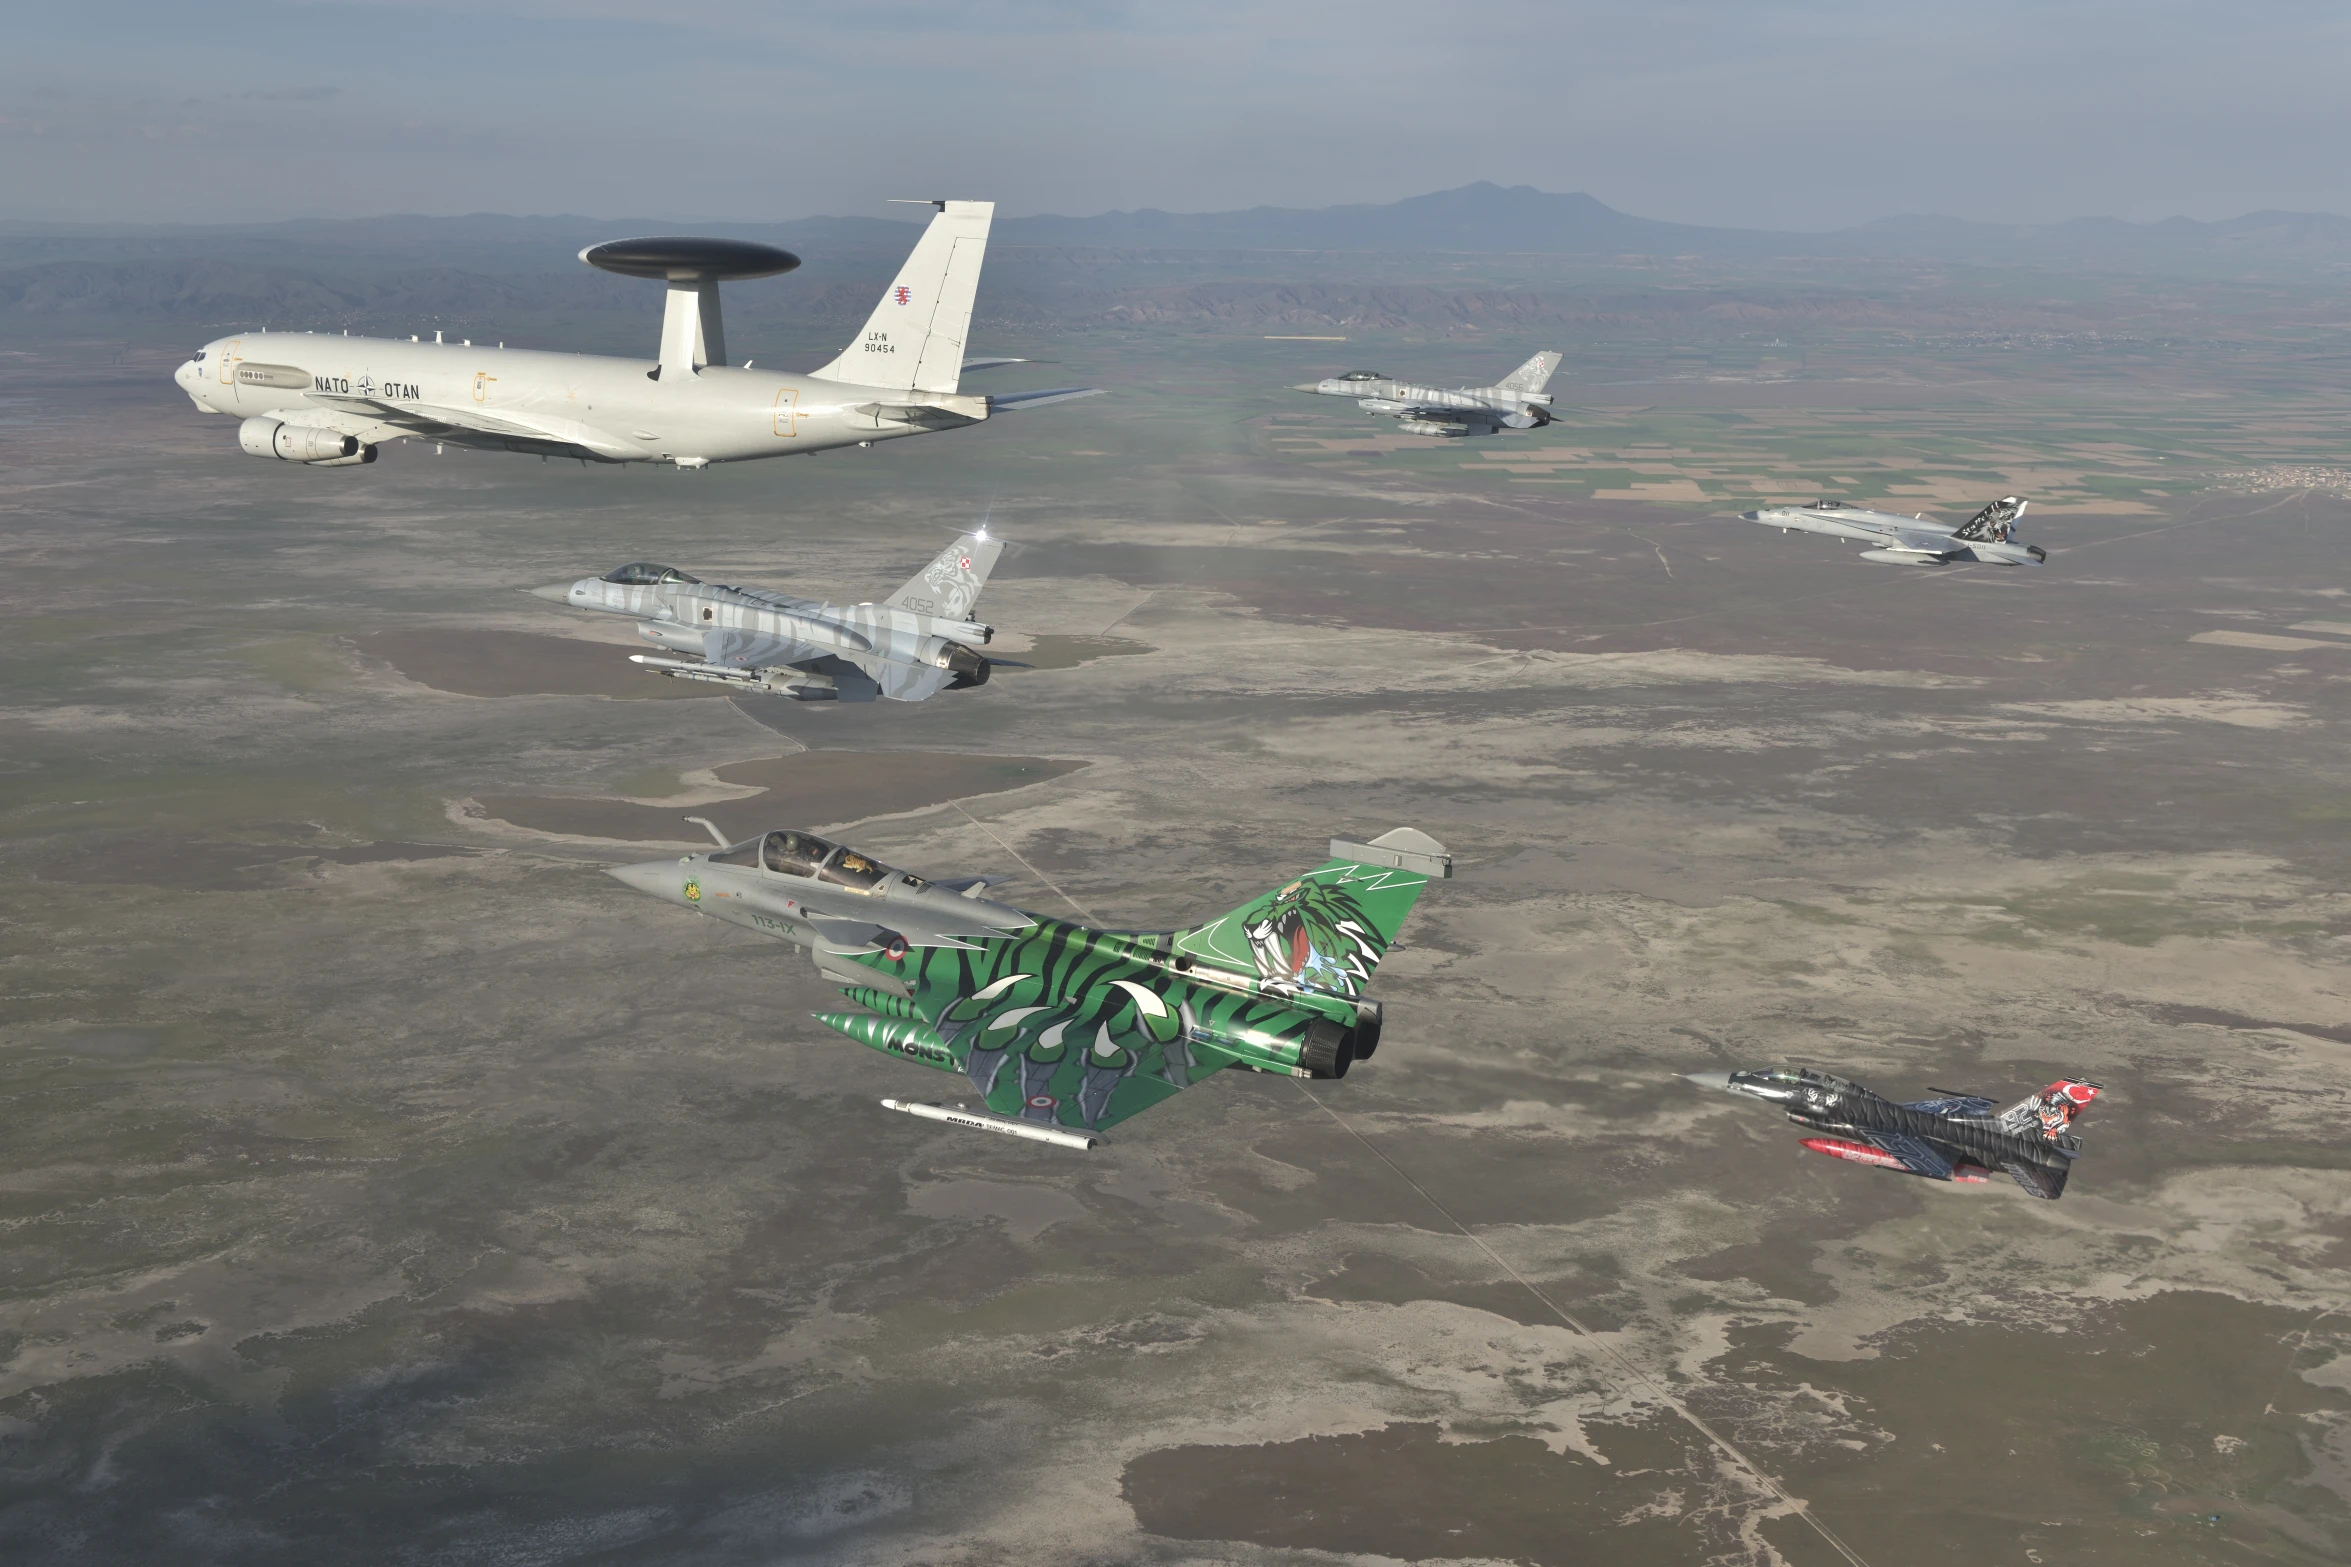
[1294, 351, 1563, 437]
[527, 530, 1009, 703]
[1739, 495, 2047, 565]
[171, 200, 1099, 470]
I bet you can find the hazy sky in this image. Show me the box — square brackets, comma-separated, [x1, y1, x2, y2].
[7, 0, 2346, 228]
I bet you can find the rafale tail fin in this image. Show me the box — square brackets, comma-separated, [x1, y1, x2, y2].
[1172, 829, 1450, 999]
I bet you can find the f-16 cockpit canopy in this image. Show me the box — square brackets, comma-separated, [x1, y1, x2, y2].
[1728, 1065, 1857, 1100]
[601, 563, 702, 586]
[1337, 371, 1385, 382]
[707, 830, 928, 892]
[1800, 500, 1848, 511]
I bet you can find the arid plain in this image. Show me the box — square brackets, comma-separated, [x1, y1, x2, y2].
[6, 280, 2351, 1566]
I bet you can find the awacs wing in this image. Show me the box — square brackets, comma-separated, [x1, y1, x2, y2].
[886, 530, 1001, 619]
[310, 394, 642, 459]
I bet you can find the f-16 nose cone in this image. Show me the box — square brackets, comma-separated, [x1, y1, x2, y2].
[1291, 383, 1327, 393]
[1684, 1071, 1735, 1092]
[526, 583, 577, 602]
[606, 860, 681, 899]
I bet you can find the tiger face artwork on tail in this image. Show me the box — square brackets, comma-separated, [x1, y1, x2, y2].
[1242, 878, 1386, 999]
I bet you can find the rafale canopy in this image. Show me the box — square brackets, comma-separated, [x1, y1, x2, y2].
[578, 237, 801, 281]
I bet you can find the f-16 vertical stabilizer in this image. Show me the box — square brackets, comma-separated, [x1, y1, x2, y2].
[1496, 351, 1563, 394]
[809, 200, 994, 395]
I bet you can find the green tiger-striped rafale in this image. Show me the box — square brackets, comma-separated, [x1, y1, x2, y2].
[606, 825, 1452, 1144]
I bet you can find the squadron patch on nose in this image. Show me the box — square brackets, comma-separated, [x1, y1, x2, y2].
[683, 877, 701, 903]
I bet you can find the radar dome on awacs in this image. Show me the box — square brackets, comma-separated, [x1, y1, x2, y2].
[577, 237, 800, 280]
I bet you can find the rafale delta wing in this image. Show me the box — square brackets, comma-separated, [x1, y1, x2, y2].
[1294, 351, 1563, 438]
[1739, 495, 2047, 566]
[527, 530, 1011, 703]
[1688, 1066, 2102, 1199]
[606, 826, 1453, 1149]
[172, 200, 1101, 471]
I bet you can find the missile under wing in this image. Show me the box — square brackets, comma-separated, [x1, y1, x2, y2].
[171, 201, 1101, 471]
[1295, 351, 1564, 438]
[529, 530, 1008, 702]
[606, 826, 1453, 1145]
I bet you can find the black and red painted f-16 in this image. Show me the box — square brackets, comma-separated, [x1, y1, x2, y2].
[1689, 1066, 2102, 1199]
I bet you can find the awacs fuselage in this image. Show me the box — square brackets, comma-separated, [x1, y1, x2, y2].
[1689, 1065, 2100, 1199]
[175, 333, 988, 467]
[1740, 496, 2046, 566]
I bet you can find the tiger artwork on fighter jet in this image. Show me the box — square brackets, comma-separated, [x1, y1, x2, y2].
[1242, 877, 1388, 999]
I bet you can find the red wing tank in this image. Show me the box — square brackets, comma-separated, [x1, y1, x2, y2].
[606, 826, 1452, 1148]
[525, 529, 1007, 703]
[1688, 1066, 2102, 1199]
[170, 200, 1100, 470]
[1738, 495, 2048, 566]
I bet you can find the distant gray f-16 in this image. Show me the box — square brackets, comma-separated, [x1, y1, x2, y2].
[529, 531, 1005, 703]
[1688, 1066, 2101, 1199]
[1295, 352, 1563, 437]
[172, 200, 1100, 470]
[1739, 495, 2046, 565]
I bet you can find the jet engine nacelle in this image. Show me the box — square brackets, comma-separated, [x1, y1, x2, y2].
[1186, 1007, 1376, 1080]
[238, 417, 367, 464]
[916, 637, 989, 683]
[1499, 407, 1548, 430]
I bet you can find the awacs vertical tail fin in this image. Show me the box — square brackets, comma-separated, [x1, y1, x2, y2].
[1495, 351, 1563, 394]
[1997, 1079, 2102, 1142]
[885, 530, 1002, 620]
[809, 200, 993, 394]
[1173, 829, 1451, 1000]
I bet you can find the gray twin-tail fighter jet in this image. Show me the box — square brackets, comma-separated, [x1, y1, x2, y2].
[530, 531, 1007, 703]
[1739, 495, 2047, 566]
[172, 200, 1099, 470]
[1295, 351, 1564, 438]
[1688, 1066, 2102, 1198]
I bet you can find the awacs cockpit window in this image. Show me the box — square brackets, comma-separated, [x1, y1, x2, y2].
[190, 349, 206, 362]
[761, 830, 834, 877]
[819, 847, 888, 891]
[709, 839, 761, 867]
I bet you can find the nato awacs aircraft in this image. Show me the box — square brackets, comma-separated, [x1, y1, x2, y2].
[606, 825, 1452, 1148]
[1740, 495, 2047, 565]
[1688, 1065, 2101, 1199]
[170, 200, 1098, 470]
[528, 530, 1008, 703]
[1295, 351, 1564, 437]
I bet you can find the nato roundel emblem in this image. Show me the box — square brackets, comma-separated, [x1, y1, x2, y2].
[682, 877, 701, 902]
[958, 555, 972, 570]
[1027, 1094, 1058, 1110]
[885, 936, 909, 962]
